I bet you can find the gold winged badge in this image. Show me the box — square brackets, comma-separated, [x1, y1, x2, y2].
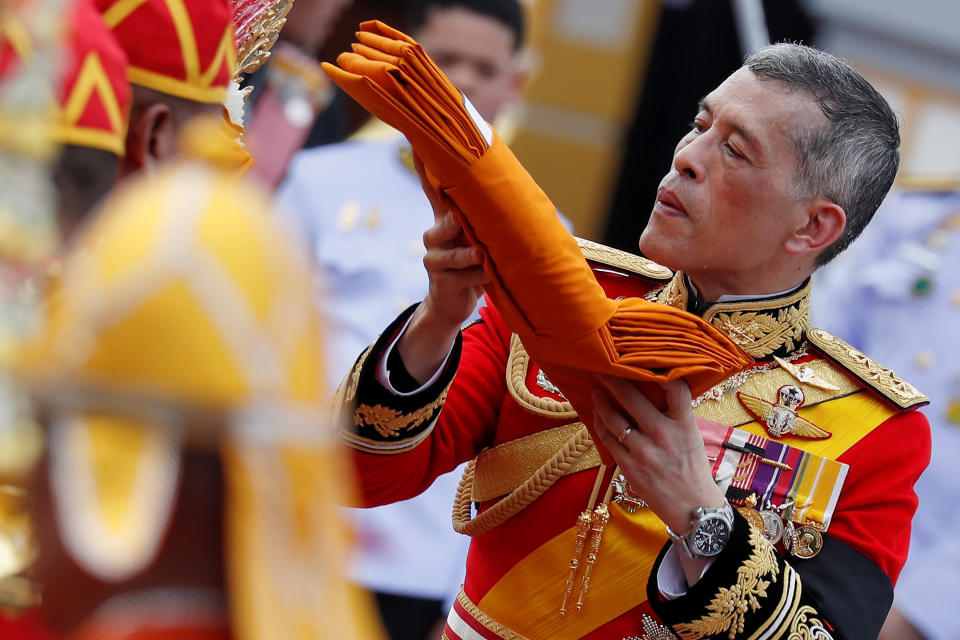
[737, 385, 832, 439]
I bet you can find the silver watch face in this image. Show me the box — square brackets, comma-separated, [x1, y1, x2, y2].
[691, 514, 732, 557]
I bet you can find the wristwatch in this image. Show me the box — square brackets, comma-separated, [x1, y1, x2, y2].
[666, 500, 735, 559]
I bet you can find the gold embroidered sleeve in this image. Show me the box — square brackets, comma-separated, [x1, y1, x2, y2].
[334, 305, 462, 455]
[646, 511, 891, 640]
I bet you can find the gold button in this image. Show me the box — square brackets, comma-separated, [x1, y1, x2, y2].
[364, 207, 382, 231]
[336, 201, 360, 233]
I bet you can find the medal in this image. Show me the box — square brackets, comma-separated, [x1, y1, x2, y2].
[792, 524, 824, 559]
[760, 508, 784, 544]
[735, 494, 765, 533]
[782, 519, 797, 554]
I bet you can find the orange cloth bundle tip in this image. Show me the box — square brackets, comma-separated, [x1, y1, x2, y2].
[323, 21, 754, 463]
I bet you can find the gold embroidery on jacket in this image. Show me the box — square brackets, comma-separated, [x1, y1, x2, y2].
[354, 387, 448, 439]
[456, 589, 530, 640]
[708, 300, 808, 359]
[649, 274, 811, 360]
[344, 344, 373, 404]
[704, 285, 810, 359]
[648, 273, 689, 310]
[788, 605, 834, 640]
[674, 526, 779, 640]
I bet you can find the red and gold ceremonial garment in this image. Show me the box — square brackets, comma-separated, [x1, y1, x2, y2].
[337, 268, 930, 640]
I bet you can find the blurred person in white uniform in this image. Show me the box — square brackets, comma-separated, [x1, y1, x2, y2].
[276, 1, 530, 637]
[814, 186, 960, 640]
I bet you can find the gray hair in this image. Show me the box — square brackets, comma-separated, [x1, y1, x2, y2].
[744, 43, 900, 266]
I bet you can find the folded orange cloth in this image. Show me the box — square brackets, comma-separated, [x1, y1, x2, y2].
[323, 21, 753, 462]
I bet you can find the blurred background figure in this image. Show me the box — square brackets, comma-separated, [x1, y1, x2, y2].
[242, 0, 355, 188]
[814, 186, 960, 640]
[18, 118, 383, 640]
[0, 0, 120, 635]
[276, 1, 526, 638]
[42, 0, 129, 239]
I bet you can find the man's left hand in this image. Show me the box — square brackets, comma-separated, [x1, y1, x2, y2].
[591, 375, 727, 584]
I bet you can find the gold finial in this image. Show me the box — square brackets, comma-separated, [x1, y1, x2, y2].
[232, 0, 296, 77]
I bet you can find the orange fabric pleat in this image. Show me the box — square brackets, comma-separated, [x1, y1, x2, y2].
[322, 21, 754, 462]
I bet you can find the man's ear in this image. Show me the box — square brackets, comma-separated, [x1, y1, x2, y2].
[785, 198, 846, 255]
[119, 102, 175, 178]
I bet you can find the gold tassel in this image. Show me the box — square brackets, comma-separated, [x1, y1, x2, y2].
[575, 502, 610, 612]
[559, 463, 608, 616]
[559, 510, 592, 616]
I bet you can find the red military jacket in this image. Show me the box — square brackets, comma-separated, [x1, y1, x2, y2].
[334, 244, 930, 640]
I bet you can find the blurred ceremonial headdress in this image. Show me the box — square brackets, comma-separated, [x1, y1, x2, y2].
[1, 0, 130, 155]
[19, 122, 380, 638]
[95, 0, 234, 103]
[94, 0, 294, 105]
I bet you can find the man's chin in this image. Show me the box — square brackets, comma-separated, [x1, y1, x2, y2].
[637, 231, 683, 272]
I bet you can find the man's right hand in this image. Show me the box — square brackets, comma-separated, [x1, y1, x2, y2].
[397, 158, 491, 384]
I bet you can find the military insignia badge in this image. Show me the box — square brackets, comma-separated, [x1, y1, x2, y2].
[773, 356, 840, 391]
[737, 385, 832, 439]
[611, 473, 646, 513]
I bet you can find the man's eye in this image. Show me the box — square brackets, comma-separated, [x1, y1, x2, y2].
[477, 63, 499, 79]
[690, 121, 705, 133]
[723, 142, 744, 159]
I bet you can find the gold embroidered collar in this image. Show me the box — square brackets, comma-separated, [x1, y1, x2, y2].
[649, 272, 811, 360]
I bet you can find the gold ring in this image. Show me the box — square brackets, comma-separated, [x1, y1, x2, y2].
[618, 427, 633, 444]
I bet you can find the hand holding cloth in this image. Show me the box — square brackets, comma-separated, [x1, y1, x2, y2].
[322, 22, 753, 462]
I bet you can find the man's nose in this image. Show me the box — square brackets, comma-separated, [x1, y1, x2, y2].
[443, 65, 477, 99]
[672, 134, 706, 182]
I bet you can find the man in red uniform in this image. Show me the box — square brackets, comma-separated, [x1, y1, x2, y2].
[333, 43, 928, 640]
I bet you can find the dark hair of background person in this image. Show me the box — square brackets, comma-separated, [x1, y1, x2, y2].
[603, 0, 817, 257]
[745, 44, 899, 266]
[53, 145, 118, 237]
[408, 0, 525, 51]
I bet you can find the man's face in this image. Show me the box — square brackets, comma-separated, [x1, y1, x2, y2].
[638, 68, 828, 289]
[281, 0, 353, 50]
[415, 7, 521, 122]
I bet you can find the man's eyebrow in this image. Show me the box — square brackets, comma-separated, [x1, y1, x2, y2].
[699, 96, 760, 153]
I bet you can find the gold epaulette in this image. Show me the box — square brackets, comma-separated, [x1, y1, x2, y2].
[806, 328, 929, 410]
[575, 237, 673, 281]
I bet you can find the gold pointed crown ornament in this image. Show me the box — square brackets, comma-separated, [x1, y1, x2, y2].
[16, 118, 383, 639]
[223, 0, 294, 135]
